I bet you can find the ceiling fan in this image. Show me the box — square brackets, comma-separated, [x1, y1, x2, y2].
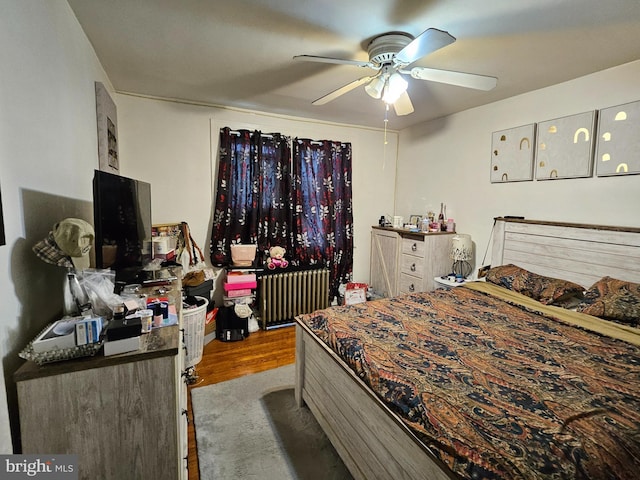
[293, 28, 497, 116]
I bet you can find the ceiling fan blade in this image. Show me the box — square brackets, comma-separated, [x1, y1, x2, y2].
[395, 28, 455, 65]
[293, 55, 373, 68]
[393, 91, 414, 116]
[312, 76, 374, 105]
[409, 67, 498, 91]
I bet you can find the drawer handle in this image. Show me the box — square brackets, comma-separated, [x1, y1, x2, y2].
[411, 243, 417, 252]
[410, 263, 416, 272]
[409, 284, 415, 292]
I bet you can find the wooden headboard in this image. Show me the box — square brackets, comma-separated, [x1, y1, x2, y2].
[491, 218, 640, 288]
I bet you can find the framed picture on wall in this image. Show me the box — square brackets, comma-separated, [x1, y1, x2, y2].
[95, 82, 119, 174]
[595, 100, 640, 176]
[490, 124, 536, 183]
[535, 111, 597, 180]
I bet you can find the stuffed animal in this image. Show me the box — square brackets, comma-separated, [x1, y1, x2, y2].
[266, 246, 289, 270]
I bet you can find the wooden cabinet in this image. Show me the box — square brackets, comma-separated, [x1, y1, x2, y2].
[370, 228, 400, 297]
[371, 227, 454, 296]
[14, 273, 188, 480]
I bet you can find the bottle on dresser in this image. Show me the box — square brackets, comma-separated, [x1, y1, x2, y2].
[438, 203, 445, 231]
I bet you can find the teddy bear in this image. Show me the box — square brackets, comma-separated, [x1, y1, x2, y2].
[266, 246, 289, 270]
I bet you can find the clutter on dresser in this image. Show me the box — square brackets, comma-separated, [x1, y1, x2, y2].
[20, 315, 105, 365]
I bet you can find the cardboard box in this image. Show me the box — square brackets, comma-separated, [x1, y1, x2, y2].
[226, 288, 253, 298]
[75, 317, 104, 345]
[223, 280, 257, 291]
[344, 282, 368, 305]
[226, 272, 256, 283]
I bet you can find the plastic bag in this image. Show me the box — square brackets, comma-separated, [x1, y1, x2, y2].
[77, 268, 122, 318]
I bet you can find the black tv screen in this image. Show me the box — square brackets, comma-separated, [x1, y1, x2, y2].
[93, 170, 152, 271]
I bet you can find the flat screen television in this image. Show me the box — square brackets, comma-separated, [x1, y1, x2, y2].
[93, 170, 152, 274]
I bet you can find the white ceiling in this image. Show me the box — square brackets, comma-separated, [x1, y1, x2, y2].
[67, 0, 640, 130]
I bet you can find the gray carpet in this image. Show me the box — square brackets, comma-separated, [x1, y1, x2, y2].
[191, 364, 353, 479]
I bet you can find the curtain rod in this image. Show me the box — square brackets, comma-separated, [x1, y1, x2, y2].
[297, 139, 349, 146]
[227, 130, 348, 146]
[228, 130, 274, 139]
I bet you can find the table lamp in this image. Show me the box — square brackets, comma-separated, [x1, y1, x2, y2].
[450, 234, 473, 278]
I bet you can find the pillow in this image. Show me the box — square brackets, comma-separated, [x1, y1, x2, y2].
[576, 276, 640, 326]
[486, 264, 584, 306]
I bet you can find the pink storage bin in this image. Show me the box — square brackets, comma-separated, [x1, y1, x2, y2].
[226, 288, 253, 298]
[223, 280, 257, 291]
[226, 273, 257, 283]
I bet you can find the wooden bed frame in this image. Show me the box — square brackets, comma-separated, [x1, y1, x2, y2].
[295, 218, 640, 480]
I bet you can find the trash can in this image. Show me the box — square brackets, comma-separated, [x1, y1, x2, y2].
[183, 296, 208, 369]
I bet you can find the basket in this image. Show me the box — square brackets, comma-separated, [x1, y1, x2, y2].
[230, 244, 257, 266]
[183, 296, 208, 368]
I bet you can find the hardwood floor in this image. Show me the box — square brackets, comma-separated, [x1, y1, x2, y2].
[186, 326, 296, 480]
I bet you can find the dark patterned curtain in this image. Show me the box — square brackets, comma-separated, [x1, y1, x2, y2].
[292, 139, 354, 300]
[210, 128, 292, 265]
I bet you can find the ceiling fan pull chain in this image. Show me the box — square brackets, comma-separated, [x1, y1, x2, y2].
[384, 104, 389, 145]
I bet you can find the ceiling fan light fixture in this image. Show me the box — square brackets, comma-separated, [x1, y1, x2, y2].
[364, 76, 385, 99]
[382, 72, 408, 104]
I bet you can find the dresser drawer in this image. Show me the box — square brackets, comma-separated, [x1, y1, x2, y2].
[400, 254, 424, 277]
[399, 273, 422, 294]
[401, 237, 425, 257]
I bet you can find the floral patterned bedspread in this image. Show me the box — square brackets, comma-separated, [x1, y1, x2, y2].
[298, 285, 640, 480]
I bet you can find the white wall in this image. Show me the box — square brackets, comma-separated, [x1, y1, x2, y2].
[396, 60, 640, 274]
[115, 94, 399, 285]
[0, 1, 113, 451]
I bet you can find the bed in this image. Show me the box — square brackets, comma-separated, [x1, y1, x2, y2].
[294, 218, 640, 480]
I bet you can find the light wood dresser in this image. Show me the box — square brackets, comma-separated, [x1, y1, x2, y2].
[14, 274, 188, 480]
[370, 226, 454, 297]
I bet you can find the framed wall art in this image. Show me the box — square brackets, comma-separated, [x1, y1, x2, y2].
[490, 124, 535, 183]
[595, 99, 640, 176]
[535, 111, 596, 180]
[95, 82, 119, 174]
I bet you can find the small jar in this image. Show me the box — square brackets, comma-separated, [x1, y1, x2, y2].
[446, 219, 455, 232]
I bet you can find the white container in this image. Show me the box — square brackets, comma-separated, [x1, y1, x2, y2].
[392, 216, 403, 228]
[183, 296, 208, 368]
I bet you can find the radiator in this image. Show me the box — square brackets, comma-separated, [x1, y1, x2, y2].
[259, 269, 330, 329]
